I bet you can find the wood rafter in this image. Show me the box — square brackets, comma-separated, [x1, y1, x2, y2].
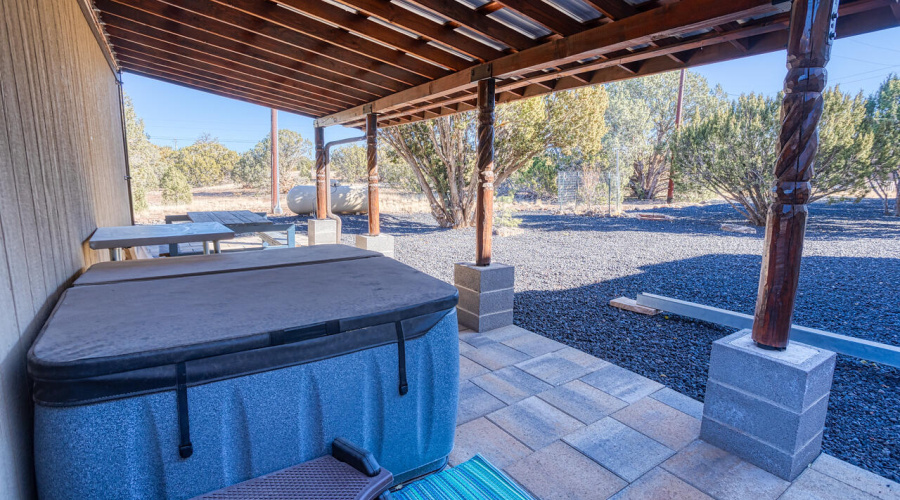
[271, 0, 470, 71]
[150, 0, 416, 90]
[319, 0, 786, 126]
[118, 53, 338, 114]
[211, 0, 447, 81]
[495, 0, 586, 36]
[101, 11, 375, 104]
[113, 47, 342, 113]
[584, 0, 638, 21]
[332, 0, 504, 61]
[405, 0, 536, 50]
[349, 0, 897, 128]
[89, 0, 895, 121]
[98, 0, 390, 100]
[127, 68, 318, 117]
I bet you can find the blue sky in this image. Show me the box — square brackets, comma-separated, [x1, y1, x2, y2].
[124, 27, 900, 153]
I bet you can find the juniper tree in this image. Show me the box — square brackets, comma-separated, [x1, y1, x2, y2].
[867, 75, 900, 216]
[383, 86, 609, 228]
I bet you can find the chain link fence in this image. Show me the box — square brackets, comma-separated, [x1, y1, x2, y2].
[557, 169, 621, 214]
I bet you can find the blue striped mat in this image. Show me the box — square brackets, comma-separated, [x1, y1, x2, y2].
[392, 455, 535, 500]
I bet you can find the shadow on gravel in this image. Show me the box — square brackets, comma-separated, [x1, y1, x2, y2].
[517, 199, 900, 241]
[514, 252, 900, 481]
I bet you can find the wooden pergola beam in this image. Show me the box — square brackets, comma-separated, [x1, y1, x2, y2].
[317, 0, 783, 127]
[353, 12, 792, 124]
[339, 0, 895, 127]
[89, 0, 894, 122]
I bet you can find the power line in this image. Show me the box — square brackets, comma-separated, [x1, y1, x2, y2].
[831, 54, 899, 67]
[829, 65, 900, 86]
[847, 38, 900, 54]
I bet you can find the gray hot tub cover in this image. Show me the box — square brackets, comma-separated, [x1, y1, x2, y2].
[28, 255, 458, 407]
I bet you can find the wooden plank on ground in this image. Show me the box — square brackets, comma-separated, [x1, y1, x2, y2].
[610, 297, 659, 315]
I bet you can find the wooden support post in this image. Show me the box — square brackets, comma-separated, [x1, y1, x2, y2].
[271, 109, 281, 214]
[475, 78, 495, 267]
[366, 113, 380, 236]
[752, 0, 839, 350]
[667, 68, 685, 204]
[314, 126, 326, 219]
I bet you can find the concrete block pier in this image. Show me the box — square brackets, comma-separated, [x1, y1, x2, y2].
[454, 263, 514, 333]
[700, 329, 836, 480]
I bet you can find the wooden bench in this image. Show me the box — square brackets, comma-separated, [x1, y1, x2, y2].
[90, 223, 235, 261]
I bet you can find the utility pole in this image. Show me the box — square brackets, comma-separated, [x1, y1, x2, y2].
[615, 142, 622, 215]
[667, 68, 685, 204]
[271, 109, 282, 214]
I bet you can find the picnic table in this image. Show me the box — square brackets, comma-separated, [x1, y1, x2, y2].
[165, 210, 296, 256]
[89, 222, 235, 261]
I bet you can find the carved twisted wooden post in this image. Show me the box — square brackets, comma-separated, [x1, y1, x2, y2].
[752, 0, 839, 349]
[366, 113, 381, 236]
[314, 126, 326, 219]
[476, 78, 495, 267]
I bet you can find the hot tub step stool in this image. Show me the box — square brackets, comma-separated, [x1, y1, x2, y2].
[191, 438, 393, 500]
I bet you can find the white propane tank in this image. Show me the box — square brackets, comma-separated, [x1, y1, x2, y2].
[286, 184, 368, 215]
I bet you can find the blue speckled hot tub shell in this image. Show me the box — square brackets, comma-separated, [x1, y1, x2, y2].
[34, 311, 458, 500]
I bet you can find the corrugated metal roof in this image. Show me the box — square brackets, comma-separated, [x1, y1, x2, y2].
[488, 8, 553, 39]
[459, 0, 552, 39]
[455, 25, 510, 51]
[545, 0, 603, 23]
[393, 0, 450, 25]
[426, 41, 475, 61]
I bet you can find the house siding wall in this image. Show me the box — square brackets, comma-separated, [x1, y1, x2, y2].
[0, 0, 130, 497]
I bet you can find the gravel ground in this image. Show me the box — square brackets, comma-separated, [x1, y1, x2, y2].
[274, 199, 900, 482]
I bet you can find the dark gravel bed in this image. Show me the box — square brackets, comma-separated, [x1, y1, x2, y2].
[274, 199, 900, 482]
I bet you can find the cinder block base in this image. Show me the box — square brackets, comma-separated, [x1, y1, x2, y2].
[307, 218, 337, 246]
[454, 263, 514, 333]
[355, 233, 395, 258]
[700, 329, 836, 480]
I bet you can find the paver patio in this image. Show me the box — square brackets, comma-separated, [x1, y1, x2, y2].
[452, 325, 900, 500]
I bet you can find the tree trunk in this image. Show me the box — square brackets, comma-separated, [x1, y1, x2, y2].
[884, 173, 900, 217]
[885, 182, 900, 217]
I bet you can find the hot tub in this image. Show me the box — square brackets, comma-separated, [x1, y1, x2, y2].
[29, 247, 459, 499]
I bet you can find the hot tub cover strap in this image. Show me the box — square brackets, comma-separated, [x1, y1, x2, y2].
[168, 314, 422, 460]
[176, 362, 193, 459]
[395, 321, 408, 396]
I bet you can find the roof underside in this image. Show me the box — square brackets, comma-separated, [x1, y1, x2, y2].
[92, 0, 900, 128]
